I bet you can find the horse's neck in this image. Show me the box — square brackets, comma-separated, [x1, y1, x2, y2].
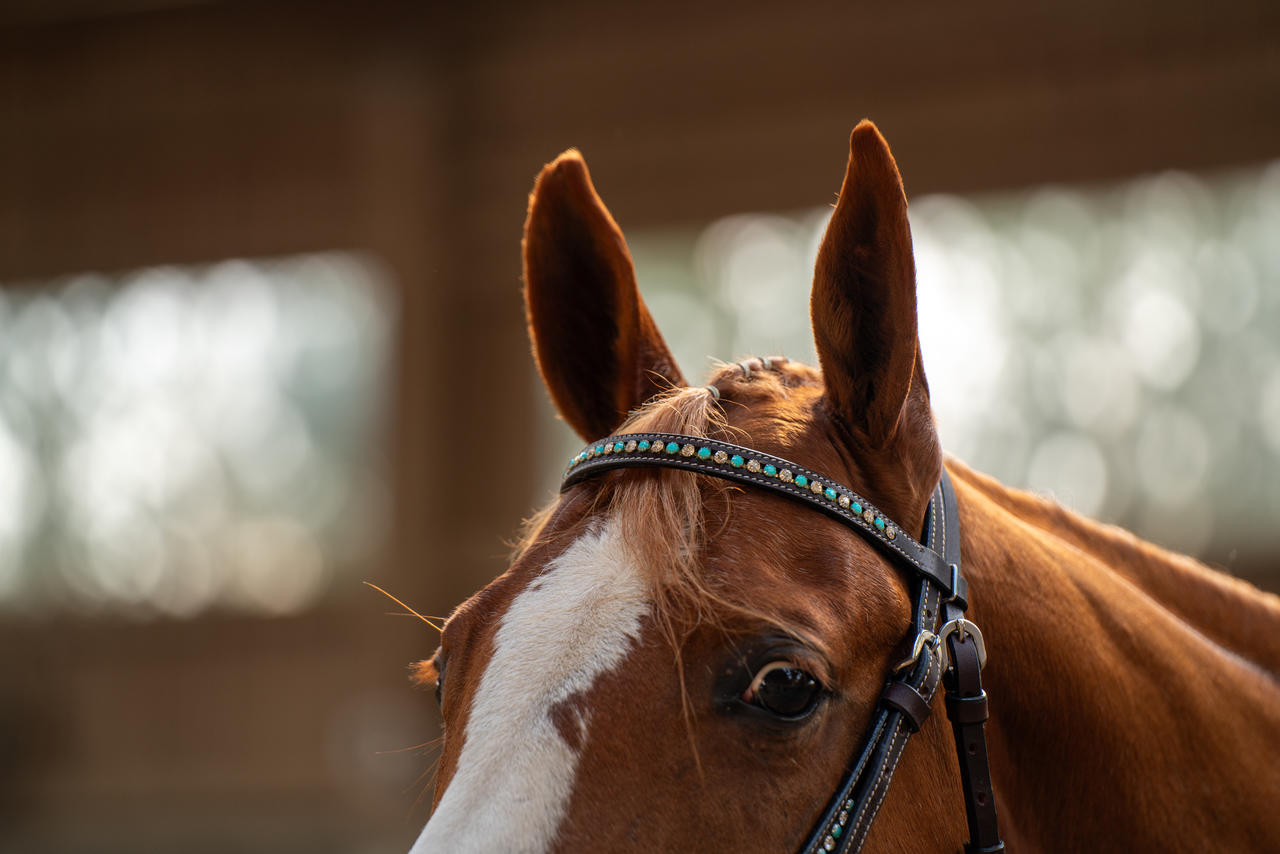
[948, 460, 1280, 849]
[952, 458, 1280, 672]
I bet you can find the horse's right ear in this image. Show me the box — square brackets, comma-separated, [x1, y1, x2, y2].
[523, 150, 685, 441]
[810, 121, 941, 529]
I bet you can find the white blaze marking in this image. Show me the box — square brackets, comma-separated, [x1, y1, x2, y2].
[410, 519, 650, 853]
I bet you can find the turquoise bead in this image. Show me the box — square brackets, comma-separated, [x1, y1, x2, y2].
[763, 464, 777, 477]
[665, 441, 680, 454]
[851, 502, 862, 515]
[794, 474, 808, 488]
[594, 445, 605, 455]
[614, 442, 624, 452]
[637, 440, 650, 451]
[730, 455, 744, 467]
[824, 487, 837, 501]
[875, 517, 886, 531]
[697, 447, 712, 460]
[832, 825, 843, 839]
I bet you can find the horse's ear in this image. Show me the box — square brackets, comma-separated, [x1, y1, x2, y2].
[523, 150, 685, 441]
[811, 122, 940, 518]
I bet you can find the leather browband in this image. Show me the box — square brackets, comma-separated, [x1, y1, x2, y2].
[563, 433, 968, 609]
[562, 432, 1003, 854]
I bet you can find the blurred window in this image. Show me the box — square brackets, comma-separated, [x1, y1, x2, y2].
[600, 161, 1280, 566]
[0, 253, 392, 618]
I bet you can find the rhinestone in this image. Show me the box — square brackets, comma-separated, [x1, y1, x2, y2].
[837, 494, 851, 508]
[863, 508, 875, 524]
[824, 836, 835, 851]
[713, 450, 729, 464]
[680, 444, 696, 457]
[886, 525, 897, 540]
[838, 809, 849, 824]
[779, 469, 794, 482]
[625, 440, 638, 452]
[603, 444, 613, 455]
[763, 464, 778, 477]
[746, 459, 762, 473]
[810, 481, 824, 494]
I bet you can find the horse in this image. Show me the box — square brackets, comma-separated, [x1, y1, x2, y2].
[406, 120, 1280, 853]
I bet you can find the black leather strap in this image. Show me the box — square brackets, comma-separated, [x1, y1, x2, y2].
[800, 563, 945, 854]
[945, 633, 1004, 853]
[882, 682, 933, 732]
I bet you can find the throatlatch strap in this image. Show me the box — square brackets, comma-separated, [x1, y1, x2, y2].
[945, 634, 1004, 853]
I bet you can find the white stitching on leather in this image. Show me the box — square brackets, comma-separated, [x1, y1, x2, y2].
[569, 434, 934, 572]
[847, 720, 908, 842]
[855, 721, 911, 847]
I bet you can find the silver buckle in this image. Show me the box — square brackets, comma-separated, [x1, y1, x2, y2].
[892, 630, 938, 673]
[936, 618, 987, 670]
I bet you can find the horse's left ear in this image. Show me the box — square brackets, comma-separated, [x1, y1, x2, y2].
[523, 150, 685, 441]
[811, 121, 941, 519]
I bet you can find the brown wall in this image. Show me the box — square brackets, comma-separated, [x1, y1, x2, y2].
[1, 1, 1277, 850]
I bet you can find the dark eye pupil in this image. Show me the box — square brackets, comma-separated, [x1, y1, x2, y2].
[756, 667, 820, 717]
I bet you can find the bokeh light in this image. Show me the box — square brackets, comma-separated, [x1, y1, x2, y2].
[626, 160, 1280, 562]
[0, 253, 393, 618]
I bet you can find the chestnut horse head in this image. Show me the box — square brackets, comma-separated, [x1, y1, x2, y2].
[408, 122, 1280, 853]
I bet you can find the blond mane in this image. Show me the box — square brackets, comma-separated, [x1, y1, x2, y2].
[514, 362, 820, 640]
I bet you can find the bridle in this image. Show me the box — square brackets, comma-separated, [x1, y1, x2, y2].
[563, 432, 1005, 854]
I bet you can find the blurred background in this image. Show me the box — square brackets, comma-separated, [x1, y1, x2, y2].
[0, 2, 1277, 851]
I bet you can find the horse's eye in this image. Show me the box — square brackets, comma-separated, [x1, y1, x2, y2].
[744, 661, 823, 718]
[414, 653, 446, 709]
[434, 656, 447, 708]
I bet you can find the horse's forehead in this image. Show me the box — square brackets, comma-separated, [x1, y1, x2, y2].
[414, 517, 653, 853]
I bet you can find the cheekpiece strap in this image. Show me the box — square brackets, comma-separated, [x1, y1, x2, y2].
[562, 432, 966, 607]
[800, 473, 954, 854]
